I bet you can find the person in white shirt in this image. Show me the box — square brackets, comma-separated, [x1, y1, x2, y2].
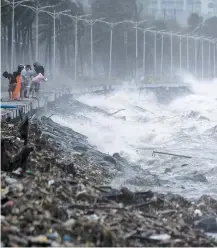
[20, 65, 33, 99]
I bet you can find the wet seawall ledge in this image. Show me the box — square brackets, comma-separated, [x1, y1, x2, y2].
[0, 93, 64, 121]
[0, 85, 111, 121]
[0, 82, 190, 121]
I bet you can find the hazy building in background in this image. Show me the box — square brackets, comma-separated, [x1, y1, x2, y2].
[138, 0, 217, 24]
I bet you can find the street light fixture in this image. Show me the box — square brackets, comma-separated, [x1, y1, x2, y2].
[178, 33, 191, 73]
[172, 32, 182, 74]
[4, 0, 33, 70]
[186, 34, 189, 72]
[170, 31, 173, 75]
[96, 20, 122, 81]
[97, 19, 147, 81]
[20, 4, 54, 61]
[203, 37, 213, 78]
[60, 13, 91, 82]
[142, 27, 154, 77]
[188, 34, 200, 75]
[212, 38, 217, 77]
[144, 29, 158, 75]
[121, 20, 147, 81]
[133, 20, 147, 81]
[40, 9, 71, 72]
[179, 33, 183, 74]
[82, 18, 105, 79]
[157, 30, 167, 76]
[200, 36, 205, 79]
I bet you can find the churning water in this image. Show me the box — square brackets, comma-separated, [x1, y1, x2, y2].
[52, 75, 217, 199]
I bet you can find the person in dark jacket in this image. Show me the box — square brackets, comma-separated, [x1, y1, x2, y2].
[33, 62, 44, 76]
[3, 71, 17, 100]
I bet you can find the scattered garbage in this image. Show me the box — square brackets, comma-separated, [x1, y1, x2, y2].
[149, 233, 171, 241]
[48, 179, 55, 186]
[1, 118, 217, 247]
[5, 177, 18, 185]
[26, 170, 34, 175]
[195, 217, 217, 232]
[63, 235, 72, 243]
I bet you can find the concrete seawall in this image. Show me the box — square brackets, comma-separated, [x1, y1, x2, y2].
[0, 84, 111, 121]
[1, 82, 190, 121]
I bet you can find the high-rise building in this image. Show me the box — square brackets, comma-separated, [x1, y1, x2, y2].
[139, 0, 217, 24]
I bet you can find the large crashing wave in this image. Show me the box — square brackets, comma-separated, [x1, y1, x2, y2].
[52, 75, 217, 198]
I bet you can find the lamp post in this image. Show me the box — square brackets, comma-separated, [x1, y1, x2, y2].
[3, 0, 33, 70]
[201, 37, 204, 79]
[193, 35, 199, 76]
[133, 20, 147, 82]
[142, 27, 154, 77]
[208, 39, 211, 78]
[98, 21, 117, 81]
[181, 33, 191, 73]
[20, 4, 54, 61]
[60, 13, 91, 82]
[170, 31, 173, 75]
[172, 32, 182, 74]
[124, 29, 128, 79]
[83, 18, 104, 79]
[142, 29, 163, 77]
[142, 29, 157, 75]
[206, 37, 213, 78]
[186, 34, 189, 72]
[158, 30, 167, 76]
[213, 39, 217, 77]
[154, 30, 167, 76]
[42, 9, 71, 73]
[154, 30, 157, 75]
[98, 19, 144, 81]
[179, 34, 182, 74]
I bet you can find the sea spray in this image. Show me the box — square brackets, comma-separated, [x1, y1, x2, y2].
[52, 76, 217, 198]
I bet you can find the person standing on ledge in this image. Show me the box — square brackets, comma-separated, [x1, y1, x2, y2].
[29, 72, 47, 99]
[2, 71, 17, 100]
[20, 65, 32, 99]
[28, 62, 46, 98]
[13, 64, 24, 100]
[33, 62, 45, 76]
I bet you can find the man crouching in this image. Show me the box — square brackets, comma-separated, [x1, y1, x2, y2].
[29, 73, 47, 99]
[2, 71, 17, 100]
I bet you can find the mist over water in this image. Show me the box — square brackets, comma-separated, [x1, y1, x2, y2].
[52, 75, 217, 199]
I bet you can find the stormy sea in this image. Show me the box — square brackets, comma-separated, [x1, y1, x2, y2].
[48, 75, 217, 199]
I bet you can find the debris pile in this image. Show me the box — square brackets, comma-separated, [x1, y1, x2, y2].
[1, 117, 217, 247]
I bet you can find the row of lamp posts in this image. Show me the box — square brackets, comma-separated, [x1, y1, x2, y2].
[5, 0, 217, 80]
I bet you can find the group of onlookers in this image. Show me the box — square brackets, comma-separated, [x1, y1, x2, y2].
[2, 62, 47, 100]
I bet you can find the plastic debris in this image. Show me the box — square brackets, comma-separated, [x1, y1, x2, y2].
[1, 114, 217, 247]
[48, 180, 55, 186]
[194, 209, 203, 218]
[63, 235, 72, 242]
[6, 200, 14, 207]
[26, 170, 34, 175]
[149, 233, 171, 241]
[5, 177, 18, 185]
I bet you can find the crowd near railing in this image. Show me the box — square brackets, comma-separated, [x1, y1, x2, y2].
[2, 0, 217, 81]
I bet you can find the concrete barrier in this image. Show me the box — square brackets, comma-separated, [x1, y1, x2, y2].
[0, 85, 108, 121]
[1, 82, 190, 121]
[0, 85, 71, 121]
